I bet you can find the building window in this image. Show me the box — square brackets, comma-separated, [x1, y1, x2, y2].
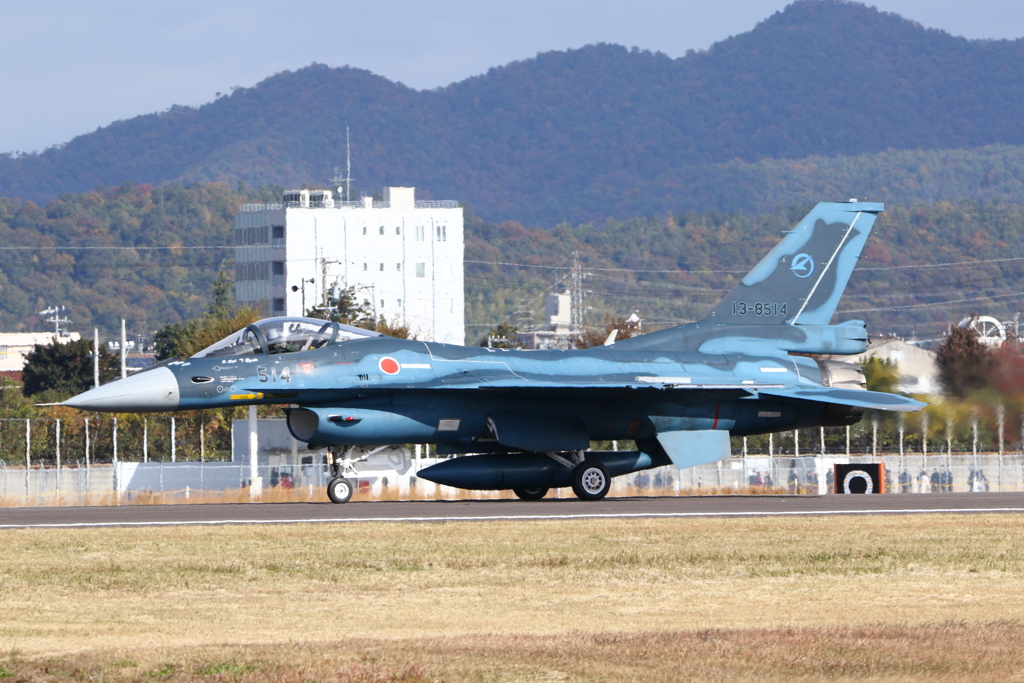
[396, 263, 402, 271]
[363, 263, 368, 271]
[362, 226, 367, 235]
[380, 299, 385, 308]
[443, 298, 454, 314]
[272, 225, 284, 249]
[436, 225, 447, 242]
[415, 263, 426, 278]
[379, 263, 384, 271]
[273, 298, 285, 313]
[379, 226, 385, 235]
[395, 226, 401, 235]
[272, 261, 285, 286]
[416, 226, 425, 241]
[397, 299, 402, 307]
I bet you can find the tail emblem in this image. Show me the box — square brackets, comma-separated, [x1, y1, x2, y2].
[790, 253, 815, 278]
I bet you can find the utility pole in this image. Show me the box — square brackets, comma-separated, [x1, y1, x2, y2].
[40, 305, 71, 337]
[120, 319, 127, 379]
[93, 329, 100, 389]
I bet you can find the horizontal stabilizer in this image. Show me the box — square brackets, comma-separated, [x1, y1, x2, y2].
[656, 429, 732, 469]
[758, 387, 925, 412]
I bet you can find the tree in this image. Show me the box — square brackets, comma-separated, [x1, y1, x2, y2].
[305, 281, 412, 339]
[479, 323, 521, 349]
[154, 305, 263, 361]
[574, 314, 642, 349]
[861, 356, 900, 394]
[304, 281, 374, 326]
[22, 338, 118, 398]
[936, 323, 994, 398]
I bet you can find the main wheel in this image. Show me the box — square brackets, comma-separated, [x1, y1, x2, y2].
[512, 487, 549, 501]
[571, 460, 610, 501]
[327, 477, 354, 504]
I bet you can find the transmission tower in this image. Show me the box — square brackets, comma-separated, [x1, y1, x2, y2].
[331, 126, 354, 202]
[570, 251, 585, 335]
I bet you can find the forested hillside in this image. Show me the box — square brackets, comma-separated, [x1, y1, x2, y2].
[3, 182, 1023, 343]
[0, 183, 277, 335]
[4, 1, 1024, 225]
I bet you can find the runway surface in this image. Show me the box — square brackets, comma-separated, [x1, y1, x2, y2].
[2, 492, 1024, 528]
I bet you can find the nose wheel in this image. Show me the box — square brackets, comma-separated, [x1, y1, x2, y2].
[327, 477, 354, 504]
[571, 460, 610, 501]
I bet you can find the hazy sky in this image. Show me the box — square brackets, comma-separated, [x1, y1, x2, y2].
[2, 0, 1023, 154]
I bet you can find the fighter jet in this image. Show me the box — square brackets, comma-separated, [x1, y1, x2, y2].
[63, 201, 923, 503]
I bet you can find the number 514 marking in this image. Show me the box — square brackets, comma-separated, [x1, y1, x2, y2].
[257, 366, 292, 383]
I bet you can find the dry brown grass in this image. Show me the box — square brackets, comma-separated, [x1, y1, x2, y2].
[3, 514, 1024, 680]
[4, 624, 1024, 682]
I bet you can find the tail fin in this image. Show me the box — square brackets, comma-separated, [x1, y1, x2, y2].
[704, 201, 882, 326]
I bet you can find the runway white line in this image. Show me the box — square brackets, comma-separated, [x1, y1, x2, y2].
[3, 507, 1024, 529]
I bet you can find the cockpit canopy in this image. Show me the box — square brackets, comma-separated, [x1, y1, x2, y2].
[191, 317, 381, 359]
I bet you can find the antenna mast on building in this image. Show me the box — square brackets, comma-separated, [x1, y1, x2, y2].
[331, 126, 354, 202]
[39, 305, 71, 337]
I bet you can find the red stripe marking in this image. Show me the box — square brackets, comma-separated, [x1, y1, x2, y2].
[712, 402, 721, 429]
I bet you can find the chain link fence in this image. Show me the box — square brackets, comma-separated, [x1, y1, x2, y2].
[0, 417, 1023, 506]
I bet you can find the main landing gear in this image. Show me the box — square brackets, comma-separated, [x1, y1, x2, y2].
[571, 459, 611, 501]
[512, 487, 550, 500]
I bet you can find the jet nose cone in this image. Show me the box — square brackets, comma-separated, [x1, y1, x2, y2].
[64, 367, 180, 412]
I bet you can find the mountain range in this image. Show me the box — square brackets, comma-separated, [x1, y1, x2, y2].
[4, 0, 1024, 225]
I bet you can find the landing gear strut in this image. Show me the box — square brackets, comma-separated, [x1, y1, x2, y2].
[324, 445, 385, 504]
[571, 460, 611, 501]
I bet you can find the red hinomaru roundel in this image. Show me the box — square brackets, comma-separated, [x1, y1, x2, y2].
[379, 357, 400, 375]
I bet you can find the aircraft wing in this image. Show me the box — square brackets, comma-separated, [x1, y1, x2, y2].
[756, 386, 925, 412]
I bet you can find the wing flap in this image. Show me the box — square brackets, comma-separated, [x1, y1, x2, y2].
[758, 387, 925, 412]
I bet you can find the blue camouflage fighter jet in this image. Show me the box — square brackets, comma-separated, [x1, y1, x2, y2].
[63, 201, 924, 503]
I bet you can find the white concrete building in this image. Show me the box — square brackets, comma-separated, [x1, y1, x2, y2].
[235, 187, 465, 344]
[0, 332, 81, 372]
[829, 338, 939, 395]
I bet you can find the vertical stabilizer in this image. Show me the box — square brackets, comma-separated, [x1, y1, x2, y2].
[703, 201, 881, 326]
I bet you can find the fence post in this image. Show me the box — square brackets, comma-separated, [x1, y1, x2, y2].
[171, 417, 176, 463]
[112, 417, 118, 497]
[248, 405, 261, 497]
[998, 404, 1005, 456]
[820, 427, 825, 456]
[922, 412, 928, 457]
[846, 425, 851, 457]
[794, 430, 799, 457]
[55, 419, 61, 494]
[871, 418, 877, 458]
[899, 414, 905, 457]
[143, 419, 148, 463]
[200, 418, 205, 462]
[24, 419, 30, 500]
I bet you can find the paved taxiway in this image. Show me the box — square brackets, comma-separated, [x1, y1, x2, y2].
[2, 492, 1024, 528]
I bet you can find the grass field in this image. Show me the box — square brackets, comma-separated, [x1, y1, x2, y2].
[3, 513, 1024, 681]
